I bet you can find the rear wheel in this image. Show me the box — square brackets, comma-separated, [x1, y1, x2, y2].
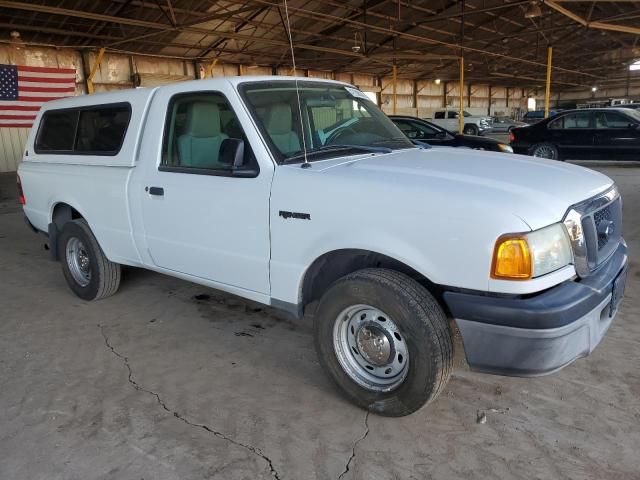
[313, 269, 453, 417]
[529, 142, 560, 160]
[58, 219, 121, 301]
[463, 124, 479, 135]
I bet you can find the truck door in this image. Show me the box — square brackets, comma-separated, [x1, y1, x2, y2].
[446, 111, 459, 132]
[135, 85, 273, 296]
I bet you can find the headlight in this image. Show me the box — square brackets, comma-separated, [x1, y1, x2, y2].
[497, 144, 513, 153]
[491, 223, 573, 280]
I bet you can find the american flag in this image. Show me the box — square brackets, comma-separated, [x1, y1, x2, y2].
[0, 64, 76, 128]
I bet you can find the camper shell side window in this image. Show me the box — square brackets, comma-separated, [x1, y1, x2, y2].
[34, 103, 132, 156]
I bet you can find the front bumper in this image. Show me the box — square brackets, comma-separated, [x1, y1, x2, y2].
[443, 241, 627, 376]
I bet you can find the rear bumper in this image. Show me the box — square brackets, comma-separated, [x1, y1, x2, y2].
[443, 241, 627, 376]
[510, 144, 530, 155]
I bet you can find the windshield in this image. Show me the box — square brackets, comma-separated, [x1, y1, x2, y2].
[239, 81, 413, 163]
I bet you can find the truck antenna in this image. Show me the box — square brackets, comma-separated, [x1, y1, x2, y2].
[283, 0, 310, 168]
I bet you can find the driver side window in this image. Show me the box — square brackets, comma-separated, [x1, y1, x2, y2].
[395, 120, 421, 139]
[410, 120, 439, 139]
[161, 92, 257, 174]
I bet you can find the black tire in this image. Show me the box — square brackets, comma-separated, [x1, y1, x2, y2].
[313, 268, 453, 417]
[57, 219, 121, 301]
[528, 142, 561, 160]
[463, 124, 479, 136]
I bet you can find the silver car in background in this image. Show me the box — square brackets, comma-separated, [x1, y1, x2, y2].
[491, 116, 528, 133]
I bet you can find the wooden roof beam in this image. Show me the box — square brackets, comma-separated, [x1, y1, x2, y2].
[545, 0, 640, 35]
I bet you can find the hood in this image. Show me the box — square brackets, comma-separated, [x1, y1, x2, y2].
[311, 148, 613, 230]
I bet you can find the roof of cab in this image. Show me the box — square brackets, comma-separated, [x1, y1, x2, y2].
[224, 75, 350, 87]
[40, 75, 352, 112]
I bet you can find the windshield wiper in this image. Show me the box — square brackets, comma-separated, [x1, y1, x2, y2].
[284, 144, 392, 163]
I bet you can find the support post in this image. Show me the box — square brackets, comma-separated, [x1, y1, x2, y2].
[392, 64, 397, 115]
[442, 81, 447, 108]
[544, 46, 553, 118]
[459, 56, 464, 134]
[205, 58, 218, 78]
[86, 47, 105, 94]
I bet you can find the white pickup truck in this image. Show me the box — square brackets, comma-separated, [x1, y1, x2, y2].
[430, 109, 493, 135]
[18, 77, 627, 417]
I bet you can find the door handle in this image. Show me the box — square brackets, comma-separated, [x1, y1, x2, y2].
[147, 186, 164, 196]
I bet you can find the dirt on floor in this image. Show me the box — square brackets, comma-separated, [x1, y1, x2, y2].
[0, 167, 639, 480]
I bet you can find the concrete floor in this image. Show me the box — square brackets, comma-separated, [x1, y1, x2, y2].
[1, 167, 639, 480]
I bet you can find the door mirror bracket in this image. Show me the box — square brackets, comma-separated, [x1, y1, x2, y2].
[220, 138, 245, 168]
[219, 138, 258, 177]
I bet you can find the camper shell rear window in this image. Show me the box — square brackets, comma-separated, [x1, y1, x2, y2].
[35, 103, 131, 156]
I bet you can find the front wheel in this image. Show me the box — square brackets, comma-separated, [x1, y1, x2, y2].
[314, 269, 453, 417]
[58, 219, 121, 301]
[529, 142, 561, 160]
[463, 124, 479, 135]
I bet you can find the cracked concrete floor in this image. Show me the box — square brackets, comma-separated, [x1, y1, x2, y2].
[1, 167, 640, 480]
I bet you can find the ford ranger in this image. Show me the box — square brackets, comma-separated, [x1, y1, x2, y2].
[18, 77, 627, 417]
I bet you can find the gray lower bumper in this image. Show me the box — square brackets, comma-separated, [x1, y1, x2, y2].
[456, 295, 615, 376]
[447, 242, 627, 377]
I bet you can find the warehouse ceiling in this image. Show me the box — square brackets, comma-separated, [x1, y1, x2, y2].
[1, 0, 639, 90]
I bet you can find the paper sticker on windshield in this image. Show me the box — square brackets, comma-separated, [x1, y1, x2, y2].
[345, 86, 369, 100]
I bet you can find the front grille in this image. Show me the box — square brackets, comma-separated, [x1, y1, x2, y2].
[593, 205, 613, 250]
[564, 187, 622, 278]
[588, 196, 622, 266]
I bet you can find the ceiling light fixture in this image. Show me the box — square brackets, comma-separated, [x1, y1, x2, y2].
[434, 78, 441, 85]
[9, 30, 25, 50]
[524, 1, 542, 19]
[352, 32, 362, 54]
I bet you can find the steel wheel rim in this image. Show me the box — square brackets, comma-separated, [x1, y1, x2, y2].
[66, 237, 92, 287]
[533, 145, 555, 159]
[333, 304, 409, 392]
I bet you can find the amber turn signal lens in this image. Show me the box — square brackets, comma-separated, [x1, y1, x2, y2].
[491, 235, 532, 280]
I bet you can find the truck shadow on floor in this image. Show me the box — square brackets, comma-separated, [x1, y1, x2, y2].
[119, 265, 311, 337]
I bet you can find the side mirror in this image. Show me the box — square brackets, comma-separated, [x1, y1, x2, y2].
[219, 138, 245, 168]
[219, 138, 258, 178]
